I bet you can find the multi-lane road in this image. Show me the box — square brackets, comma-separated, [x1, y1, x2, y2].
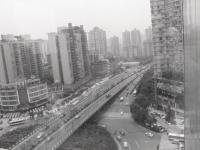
[10, 66, 149, 150]
[98, 76, 161, 150]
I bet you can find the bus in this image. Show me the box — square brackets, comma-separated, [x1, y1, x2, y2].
[168, 133, 184, 141]
[8, 118, 25, 126]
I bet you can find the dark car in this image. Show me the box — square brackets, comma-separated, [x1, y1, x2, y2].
[119, 129, 126, 136]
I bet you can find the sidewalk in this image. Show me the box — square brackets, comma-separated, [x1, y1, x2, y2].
[159, 134, 178, 150]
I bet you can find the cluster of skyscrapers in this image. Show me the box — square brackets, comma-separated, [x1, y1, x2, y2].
[0, 35, 49, 111]
[0, 34, 47, 84]
[0, 22, 153, 111]
[122, 28, 153, 58]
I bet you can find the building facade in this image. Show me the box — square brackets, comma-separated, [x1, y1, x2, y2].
[0, 35, 44, 84]
[131, 29, 142, 57]
[143, 27, 153, 57]
[109, 36, 120, 56]
[88, 27, 107, 58]
[184, 0, 200, 149]
[150, 0, 184, 77]
[122, 30, 131, 58]
[91, 60, 110, 77]
[0, 78, 48, 112]
[48, 23, 90, 85]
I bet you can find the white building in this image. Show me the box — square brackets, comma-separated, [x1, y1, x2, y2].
[88, 27, 107, 58]
[122, 30, 131, 58]
[0, 35, 44, 84]
[48, 23, 89, 85]
[131, 29, 142, 57]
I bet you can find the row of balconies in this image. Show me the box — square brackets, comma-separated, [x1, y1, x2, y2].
[27, 84, 47, 93]
[28, 88, 48, 98]
[29, 93, 48, 103]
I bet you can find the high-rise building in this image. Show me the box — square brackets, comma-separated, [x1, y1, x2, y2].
[184, 0, 200, 149]
[88, 27, 107, 58]
[143, 27, 153, 57]
[0, 35, 44, 84]
[131, 29, 142, 57]
[48, 23, 90, 85]
[122, 30, 131, 58]
[109, 36, 120, 56]
[150, 0, 184, 77]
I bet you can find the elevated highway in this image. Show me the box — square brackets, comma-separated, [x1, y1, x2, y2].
[11, 66, 149, 150]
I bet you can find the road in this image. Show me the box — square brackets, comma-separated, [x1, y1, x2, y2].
[98, 79, 161, 150]
[10, 65, 150, 150]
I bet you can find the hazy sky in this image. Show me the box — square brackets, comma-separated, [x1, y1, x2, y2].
[0, 0, 151, 39]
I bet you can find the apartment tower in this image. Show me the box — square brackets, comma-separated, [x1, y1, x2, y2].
[48, 23, 90, 85]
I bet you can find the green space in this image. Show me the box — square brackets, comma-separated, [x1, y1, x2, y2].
[0, 125, 38, 149]
[130, 68, 183, 126]
[130, 68, 156, 126]
[58, 124, 118, 150]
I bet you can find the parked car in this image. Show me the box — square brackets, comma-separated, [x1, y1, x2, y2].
[120, 97, 124, 102]
[145, 132, 153, 137]
[119, 129, 126, 136]
[116, 135, 122, 141]
[123, 141, 129, 148]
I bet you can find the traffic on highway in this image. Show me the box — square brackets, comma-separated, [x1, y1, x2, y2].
[1, 65, 149, 150]
[97, 69, 161, 150]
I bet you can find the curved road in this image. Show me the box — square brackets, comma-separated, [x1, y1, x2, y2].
[98, 79, 161, 150]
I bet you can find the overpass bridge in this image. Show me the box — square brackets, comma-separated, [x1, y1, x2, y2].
[11, 66, 149, 150]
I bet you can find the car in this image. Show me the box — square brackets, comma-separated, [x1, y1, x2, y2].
[75, 115, 80, 119]
[119, 129, 126, 136]
[125, 102, 129, 105]
[98, 124, 106, 128]
[0, 127, 3, 131]
[161, 115, 166, 119]
[148, 132, 153, 137]
[37, 132, 44, 139]
[145, 132, 153, 137]
[120, 97, 124, 101]
[106, 94, 111, 98]
[160, 128, 165, 133]
[120, 111, 124, 115]
[116, 135, 122, 141]
[123, 141, 129, 148]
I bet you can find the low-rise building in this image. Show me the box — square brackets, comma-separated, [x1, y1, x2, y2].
[91, 60, 110, 77]
[0, 78, 48, 112]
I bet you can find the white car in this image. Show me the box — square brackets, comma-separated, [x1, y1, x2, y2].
[125, 102, 129, 105]
[123, 141, 129, 148]
[145, 132, 153, 137]
[37, 132, 44, 139]
[120, 111, 124, 115]
[120, 97, 124, 101]
[75, 115, 80, 119]
[98, 124, 106, 128]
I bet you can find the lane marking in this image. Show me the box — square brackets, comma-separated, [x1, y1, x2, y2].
[135, 140, 140, 149]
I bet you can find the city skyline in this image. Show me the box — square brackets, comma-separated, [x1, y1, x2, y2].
[0, 0, 151, 39]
